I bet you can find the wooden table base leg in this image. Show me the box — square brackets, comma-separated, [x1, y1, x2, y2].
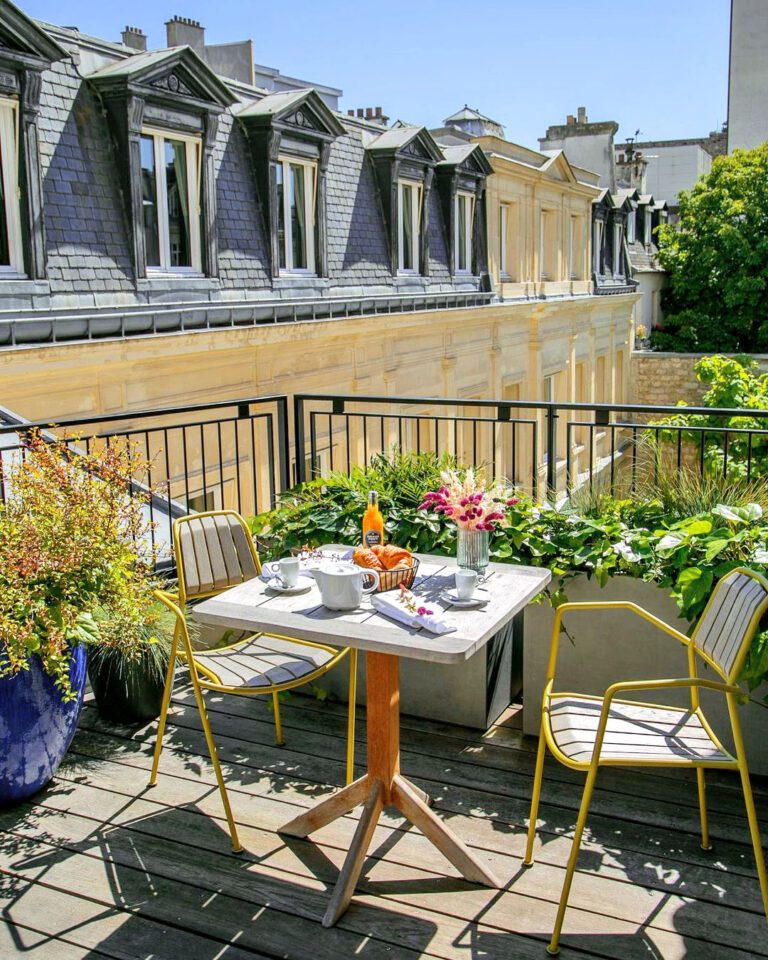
[322, 779, 384, 928]
[392, 775, 500, 887]
[279, 775, 370, 838]
[278, 652, 499, 927]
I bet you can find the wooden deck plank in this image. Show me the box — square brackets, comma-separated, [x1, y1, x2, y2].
[2, 690, 764, 960]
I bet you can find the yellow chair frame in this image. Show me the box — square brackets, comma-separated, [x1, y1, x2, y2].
[524, 566, 768, 955]
[149, 510, 358, 853]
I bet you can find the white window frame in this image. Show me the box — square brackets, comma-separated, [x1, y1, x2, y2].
[277, 155, 317, 274]
[644, 209, 652, 245]
[539, 209, 552, 280]
[568, 215, 579, 280]
[593, 219, 604, 275]
[0, 97, 24, 277]
[499, 203, 509, 278]
[397, 179, 422, 274]
[454, 190, 475, 274]
[613, 221, 624, 275]
[627, 210, 636, 243]
[142, 126, 202, 275]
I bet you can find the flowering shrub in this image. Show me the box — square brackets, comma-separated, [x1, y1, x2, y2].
[418, 468, 518, 531]
[0, 432, 154, 699]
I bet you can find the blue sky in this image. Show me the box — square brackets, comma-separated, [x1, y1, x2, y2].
[25, 0, 731, 150]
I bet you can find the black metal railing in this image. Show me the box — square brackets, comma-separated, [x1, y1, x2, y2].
[294, 394, 768, 499]
[0, 396, 289, 564]
[3, 392, 768, 565]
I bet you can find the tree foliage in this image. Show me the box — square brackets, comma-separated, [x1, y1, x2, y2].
[652, 143, 768, 352]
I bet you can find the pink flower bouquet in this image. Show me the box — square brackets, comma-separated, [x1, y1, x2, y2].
[418, 468, 518, 532]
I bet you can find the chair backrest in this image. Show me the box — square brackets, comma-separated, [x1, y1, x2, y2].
[693, 567, 768, 681]
[174, 510, 261, 602]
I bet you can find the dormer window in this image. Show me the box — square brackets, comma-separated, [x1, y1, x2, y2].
[0, 97, 23, 275]
[276, 157, 317, 273]
[454, 191, 475, 273]
[612, 220, 624, 276]
[140, 129, 202, 273]
[398, 180, 421, 273]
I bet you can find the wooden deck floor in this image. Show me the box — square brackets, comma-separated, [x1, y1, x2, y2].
[0, 683, 766, 960]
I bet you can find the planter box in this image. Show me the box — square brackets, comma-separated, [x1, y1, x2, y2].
[523, 575, 768, 777]
[314, 613, 523, 729]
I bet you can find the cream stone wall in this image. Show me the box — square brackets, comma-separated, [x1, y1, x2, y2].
[476, 136, 598, 301]
[2, 296, 636, 500]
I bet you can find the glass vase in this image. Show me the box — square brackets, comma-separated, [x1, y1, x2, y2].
[456, 526, 490, 575]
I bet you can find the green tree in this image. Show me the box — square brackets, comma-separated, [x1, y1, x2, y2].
[652, 143, 768, 352]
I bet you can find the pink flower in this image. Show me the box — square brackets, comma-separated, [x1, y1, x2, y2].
[417, 606, 434, 617]
[506, 497, 520, 506]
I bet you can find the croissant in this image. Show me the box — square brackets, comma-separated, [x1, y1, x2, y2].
[353, 546, 383, 570]
[373, 544, 413, 570]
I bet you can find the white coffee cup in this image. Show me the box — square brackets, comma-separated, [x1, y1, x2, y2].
[455, 568, 478, 600]
[268, 556, 300, 588]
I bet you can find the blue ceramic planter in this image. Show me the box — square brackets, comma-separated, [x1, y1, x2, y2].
[0, 645, 87, 806]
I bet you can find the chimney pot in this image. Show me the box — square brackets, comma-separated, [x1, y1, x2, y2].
[375, 106, 382, 117]
[356, 108, 364, 117]
[566, 114, 575, 126]
[577, 106, 587, 124]
[347, 109, 354, 116]
[121, 25, 147, 52]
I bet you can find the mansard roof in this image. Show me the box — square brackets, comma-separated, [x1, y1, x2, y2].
[87, 45, 236, 109]
[437, 142, 493, 177]
[0, 3, 67, 64]
[365, 125, 443, 163]
[443, 105, 502, 127]
[235, 87, 345, 138]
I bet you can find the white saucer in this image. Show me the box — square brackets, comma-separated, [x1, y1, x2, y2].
[266, 578, 312, 595]
[440, 588, 490, 609]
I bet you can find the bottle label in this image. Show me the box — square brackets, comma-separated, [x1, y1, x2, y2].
[364, 530, 382, 547]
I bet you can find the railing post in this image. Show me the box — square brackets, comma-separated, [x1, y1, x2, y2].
[275, 396, 290, 495]
[546, 405, 558, 500]
[293, 395, 306, 486]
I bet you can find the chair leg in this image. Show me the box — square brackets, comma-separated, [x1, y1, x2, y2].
[696, 768, 712, 851]
[272, 692, 285, 746]
[524, 719, 548, 865]
[149, 624, 179, 787]
[190, 671, 243, 853]
[345, 649, 358, 785]
[548, 764, 599, 956]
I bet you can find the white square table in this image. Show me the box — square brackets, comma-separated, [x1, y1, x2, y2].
[193, 552, 550, 926]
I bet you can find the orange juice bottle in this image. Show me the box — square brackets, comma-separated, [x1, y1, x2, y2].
[362, 491, 384, 548]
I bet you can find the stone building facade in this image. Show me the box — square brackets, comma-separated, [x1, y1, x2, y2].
[0, 4, 637, 501]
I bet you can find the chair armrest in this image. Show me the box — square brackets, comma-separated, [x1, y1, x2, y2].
[544, 600, 690, 683]
[603, 676, 740, 703]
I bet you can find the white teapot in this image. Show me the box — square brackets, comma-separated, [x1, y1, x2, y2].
[312, 561, 380, 611]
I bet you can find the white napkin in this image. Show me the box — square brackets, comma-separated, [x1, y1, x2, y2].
[371, 589, 456, 635]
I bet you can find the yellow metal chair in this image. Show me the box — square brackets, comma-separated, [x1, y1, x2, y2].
[149, 510, 358, 853]
[524, 567, 768, 955]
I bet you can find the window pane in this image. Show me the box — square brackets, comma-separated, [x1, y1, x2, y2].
[458, 196, 467, 271]
[140, 135, 160, 267]
[402, 184, 413, 269]
[290, 163, 308, 269]
[276, 162, 286, 269]
[164, 139, 191, 267]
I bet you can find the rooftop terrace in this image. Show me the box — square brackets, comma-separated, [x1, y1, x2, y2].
[2, 681, 765, 960]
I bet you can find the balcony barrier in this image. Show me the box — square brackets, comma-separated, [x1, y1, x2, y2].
[2, 392, 768, 566]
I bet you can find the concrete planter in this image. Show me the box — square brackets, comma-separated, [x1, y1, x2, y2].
[523, 575, 768, 777]
[315, 614, 523, 730]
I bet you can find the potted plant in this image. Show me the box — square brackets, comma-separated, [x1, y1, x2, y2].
[0, 431, 151, 804]
[87, 578, 176, 725]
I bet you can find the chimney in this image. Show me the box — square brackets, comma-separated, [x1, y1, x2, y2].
[577, 106, 587, 124]
[165, 15, 204, 54]
[121, 25, 147, 52]
[351, 106, 389, 125]
[566, 114, 575, 126]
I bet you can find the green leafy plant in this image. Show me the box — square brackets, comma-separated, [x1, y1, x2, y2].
[650, 355, 768, 480]
[652, 143, 768, 352]
[0, 431, 155, 699]
[251, 450, 768, 699]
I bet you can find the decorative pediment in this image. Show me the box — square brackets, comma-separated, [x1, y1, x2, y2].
[436, 143, 493, 178]
[236, 88, 344, 141]
[87, 46, 236, 112]
[541, 150, 578, 184]
[365, 125, 443, 164]
[0, 1, 66, 68]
